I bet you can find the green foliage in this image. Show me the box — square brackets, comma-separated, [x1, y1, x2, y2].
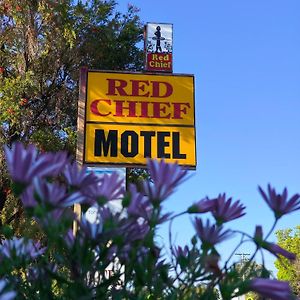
[275, 226, 300, 295]
[127, 168, 150, 187]
[162, 284, 221, 299]
[0, 0, 143, 146]
[30, 128, 64, 152]
[0, 0, 143, 233]
[244, 291, 259, 300]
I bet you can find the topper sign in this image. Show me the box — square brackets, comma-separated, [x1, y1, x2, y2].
[81, 71, 196, 168]
[145, 23, 173, 72]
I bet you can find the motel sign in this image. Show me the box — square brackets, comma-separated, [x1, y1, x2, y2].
[77, 70, 196, 168]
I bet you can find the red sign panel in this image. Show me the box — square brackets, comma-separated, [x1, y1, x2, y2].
[146, 53, 172, 72]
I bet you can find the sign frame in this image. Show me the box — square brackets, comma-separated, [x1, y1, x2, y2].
[76, 68, 197, 169]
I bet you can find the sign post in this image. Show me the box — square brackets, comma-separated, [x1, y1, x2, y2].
[74, 66, 89, 234]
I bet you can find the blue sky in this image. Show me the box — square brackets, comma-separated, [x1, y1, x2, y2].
[118, 1, 300, 274]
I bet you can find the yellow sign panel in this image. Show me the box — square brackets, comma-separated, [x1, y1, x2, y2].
[83, 71, 196, 168]
[85, 124, 195, 167]
[86, 72, 194, 126]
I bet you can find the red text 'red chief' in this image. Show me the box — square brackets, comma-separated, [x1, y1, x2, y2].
[90, 78, 191, 120]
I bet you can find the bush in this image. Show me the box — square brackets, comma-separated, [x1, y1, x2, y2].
[0, 142, 299, 299]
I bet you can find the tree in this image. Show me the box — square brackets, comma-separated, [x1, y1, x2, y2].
[0, 0, 144, 232]
[275, 226, 300, 296]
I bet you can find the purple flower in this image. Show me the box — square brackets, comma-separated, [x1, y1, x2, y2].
[142, 159, 188, 202]
[33, 179, 66, 206]
[253, 225, 263, 240]
[79, 207, 115, 240]
[42, 151, 69, 176]
[254, 226, 296, 260]
[64, 227, 84, 249]
[127, 184, 152, 219]
[101, 211, 150, 248]
[127, 184, 171, 223]
[211, 194, 246, 224]
[64, 229, 76, 249]
[20, 185, 38, 207]
[174, 245, 189, 259]
[4, 142, 67, 186]
[249, 278, 293, 300]
[83, 172, 125, 204]
[188, 194, 246, 223]
[259, 184, 300, 219]
[63, 162, 99, 190]
[119, 244, 159, 264]
[120, 220, 149, 243]
[187, 197, 215, 214]
[21, 183, 77, 225]
[0, 238, 45, 261]
[32, 178, 86, 208]
[79, 213, 103, 240]
[193, 218, 232, 247]
[27, 263, 57, 282]
[0, 280, 16, 300]
[267, 243, 296, 260]
[61, 191, 87, 207]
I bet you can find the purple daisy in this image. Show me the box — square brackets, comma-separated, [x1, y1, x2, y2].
[64, 229, 76, 249]
[21, 178, 87, 211]
[127, 184, 151, 219]
[21, 185, 38, 207]
[258, 184, 300, 219]
[119, 219, 150, 244]
[83, 172, 125, 204]
[27, 263, 57, 283]
[187, 197, 215, 214]
[143, 159, 188, 202]
[267, 243, 296, 261]
[211, 194, 246, 224]
[42, 151, 69, 176]
[0, 237, 45, 261]
[79, 213, 103, 240]
[254, 226, 296, 260]
[0, 280, 16, 300]
[174, 245, 189, 259]
[127, 184, 172, 223]
[193, 218, 232, 247]
[5, 142, 67, 185]
[249, 278, 294, 300]
[34, 178, 86, 208]
[63, 162, 99, 190]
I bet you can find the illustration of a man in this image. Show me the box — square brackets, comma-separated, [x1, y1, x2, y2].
[154, 26, 163, 52]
